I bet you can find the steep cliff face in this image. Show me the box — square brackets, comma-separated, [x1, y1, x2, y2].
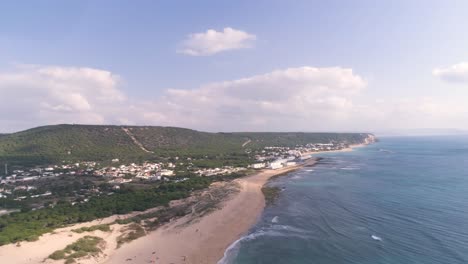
[364, 134, 377, 144]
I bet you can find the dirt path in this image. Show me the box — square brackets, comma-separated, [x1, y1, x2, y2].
[121, 127, 154, 153]
[241, 139, 251, 147]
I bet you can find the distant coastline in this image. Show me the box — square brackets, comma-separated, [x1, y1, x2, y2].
[217, 142, 373, 263]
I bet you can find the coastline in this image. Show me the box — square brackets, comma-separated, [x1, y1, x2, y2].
[302, 143, 368, 156]
[103, 163, 312, 264]
[0, 143, 371, 264]
[0, 207, 159, 263]
[0, 164, 311, 264]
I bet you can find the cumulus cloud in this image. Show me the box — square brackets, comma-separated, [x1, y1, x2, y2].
[0, 64, 366, 132]
[433, 62, 468, 83]
[135, 67, 367, 131]
[0, 65, 125, 130]
[177, 27, 256, 56]
[2, 64, 467, 133]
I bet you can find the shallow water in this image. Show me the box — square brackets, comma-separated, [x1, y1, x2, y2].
[221, 136, 468, 264]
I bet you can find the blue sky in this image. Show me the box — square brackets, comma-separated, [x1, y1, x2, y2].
[1, 1, 468, 132]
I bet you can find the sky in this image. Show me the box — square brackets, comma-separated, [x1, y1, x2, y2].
[1, 0, 468, 133]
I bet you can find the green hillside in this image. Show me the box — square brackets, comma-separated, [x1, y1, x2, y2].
[0, 125, 146, 166]
[127, 127, 247, 155]
[0, 124, 373, 166]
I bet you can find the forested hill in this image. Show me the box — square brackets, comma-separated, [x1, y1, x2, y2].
[0, 124, 374, 166]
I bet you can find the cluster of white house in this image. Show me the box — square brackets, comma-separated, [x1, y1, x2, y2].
[194, 166, 246, 176]
[249, 142, 349, 170]
[95, 162, 176, 182]
[1, 162, 99, 184]
[0, 185, 52, 200]
[1, 141, 354, 201]
[0, 161, 178, 199]
[251, 157, 298, 170]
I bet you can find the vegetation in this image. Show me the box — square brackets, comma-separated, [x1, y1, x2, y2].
[116, 223, 145, 248]
[0, 124, 373, 170]
[0, 125, 146, 168]
[0, 124, 374, 246]
[0, 177, 212, 245]
[72, 224, 111, 234]
[49, 236, 104, 264]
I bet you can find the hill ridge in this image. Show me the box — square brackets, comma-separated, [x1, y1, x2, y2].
[0, 124, 374, 168]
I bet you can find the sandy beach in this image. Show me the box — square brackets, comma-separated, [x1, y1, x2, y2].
[0, 164, 309, 264]
[0, 143, 373, 264]
[104, 163, 312, 264]
[0, 210, 146, 263]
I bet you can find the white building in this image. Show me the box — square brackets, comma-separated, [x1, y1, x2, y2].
[278, 159, 289, 165]
[157, 169, 174, 177]
[268, 162, 283, 170]
[251, 163, 266, 169]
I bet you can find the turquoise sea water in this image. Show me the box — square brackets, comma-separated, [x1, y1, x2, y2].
[220, 136, 468, 264]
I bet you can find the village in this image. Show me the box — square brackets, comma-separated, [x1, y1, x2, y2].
[0, 142, 349, 204]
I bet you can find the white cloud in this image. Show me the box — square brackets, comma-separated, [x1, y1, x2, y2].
[0, 65, 124, 130]
[177, 27, 256, 56]
[433, 62, 468, 83]
[134, 67, 367, 131]
[2, 64, 468, 133]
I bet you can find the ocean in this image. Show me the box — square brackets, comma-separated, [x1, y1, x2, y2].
[220, 136, 468, 264]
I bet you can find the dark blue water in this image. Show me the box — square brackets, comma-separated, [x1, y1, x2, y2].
[221, 136, 468, 264]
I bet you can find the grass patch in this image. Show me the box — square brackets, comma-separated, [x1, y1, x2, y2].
[114, 211, 160, 225]
[72, 224, 111, 233]
[262, 186, 281, 205]
[116, 223, 146, 248]
[48, 236, 104, 264]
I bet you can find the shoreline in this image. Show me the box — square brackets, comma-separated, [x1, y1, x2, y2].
[302, 143, 368, 156]
[103, 163, 312, 264]
[0, 143, 371, 264]
[0, 164, 311, 264]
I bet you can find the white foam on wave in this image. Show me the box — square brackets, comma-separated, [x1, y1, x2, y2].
[305, 169, 314, 172]
[269, 224, 313, 236]
[217, 231, 265, 264]
[218, 225, 313, 263]
[340, 167, 360, 170]
[271, 216, 279, 223]
[371, 234, 382, 241]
